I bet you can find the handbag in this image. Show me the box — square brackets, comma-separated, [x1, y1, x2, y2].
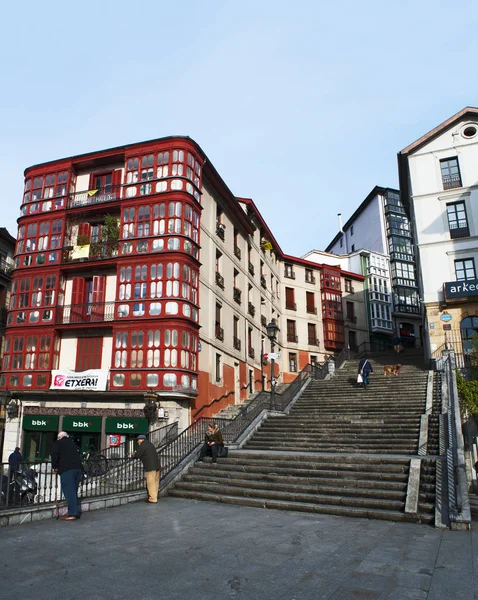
[357, 373, 363, 384]
[218, 446, 229, 458]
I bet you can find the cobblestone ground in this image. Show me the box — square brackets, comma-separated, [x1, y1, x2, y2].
[1, 498, 477, 600]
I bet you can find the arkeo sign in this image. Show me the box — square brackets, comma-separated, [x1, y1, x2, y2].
[444, 279, 478, 300]
[50, 370, 108, 391]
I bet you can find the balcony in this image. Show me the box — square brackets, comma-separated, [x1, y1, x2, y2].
[248, 347, 255, 359]
[261, 314, 267, 327]
[305, 275, 316, 285]
[215, 325, 224, 341]
[216, 222, 225, 241]
[387, 226, 411, 238]
[449, 225, 470, 240]
[62, 243, 119, 264]
[384, 203, 406, 215]
[56, 302, 115, 325]
[234, 245, 241, 260]
[285, 302, 297, 311]
[248, 302, 256, 317]
[442, 175, 462, 190]
[233, 287, 242, 304]
[215, 272, 225, 290]
[389, 251, 414, 263]
[248, 262, 255, 276]
[0, 260, 13, 277]
[68, 186, 121, 209]
[393, 304, 421, 315]
[344, 285, 355, 294]
[369, 291, 391, 303]
[233, 337, 241, 351]
[306, 306, 317, 315]
[260, 275, 267, 289]
[345, 315, 357, 324]
[371, 318, 393, 331]
[287, 334, 298, 343]
[391, 277, 417, 288]
[308, 337, 318, 346]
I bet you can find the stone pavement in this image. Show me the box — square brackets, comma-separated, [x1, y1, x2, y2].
[1, 498, 477, 600]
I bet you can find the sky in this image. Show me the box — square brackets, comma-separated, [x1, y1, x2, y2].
[1, 0, 478, 257]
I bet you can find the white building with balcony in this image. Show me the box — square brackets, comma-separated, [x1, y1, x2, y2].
[398, 106, 478, 366]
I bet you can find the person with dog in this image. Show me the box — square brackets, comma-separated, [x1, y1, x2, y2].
[132, 434, 161, 503]
[357, 357, 374, 388]
[198, 422, 224, 465]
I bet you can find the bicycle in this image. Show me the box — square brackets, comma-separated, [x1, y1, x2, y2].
[82, 449, 109, 478]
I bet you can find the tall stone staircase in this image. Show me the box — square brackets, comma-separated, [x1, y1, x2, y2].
[169, 355, 442, 524]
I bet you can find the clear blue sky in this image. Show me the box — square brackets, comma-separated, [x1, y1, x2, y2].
[1, 1, 478, 256]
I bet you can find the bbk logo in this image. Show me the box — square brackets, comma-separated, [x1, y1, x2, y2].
[117, 422, 135, 429]
[32, 419, 47, 426]
[73, 421, 90, 428]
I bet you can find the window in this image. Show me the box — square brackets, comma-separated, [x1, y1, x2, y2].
[346, 301, 355, 322]
[305, 269, 315, 283]
[350, 225, 354, 236]
[351, 244, 355, 252]
[461, 316, 478, 355]
[289, 353, 297, 373]
[215, 353, 221, 383]
[440, 157, 461, 190]
[344, 279, 353, 293]
[284, 264, 295, 279]
[287, 320, 297, 343]
[306, 291, 316, 314]
[340, 237, 343, 248]
[76, 337, 103, 371]
[307, 323, 317, 346]
[447, 202, 470, 239]
[285, 287, 296, 310]
[455, 259, 476, 281]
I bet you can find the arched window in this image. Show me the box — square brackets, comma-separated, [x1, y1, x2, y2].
[460, 316, 478, 354]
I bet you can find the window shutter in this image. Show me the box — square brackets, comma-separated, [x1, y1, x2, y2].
[78, 223, 91, 240]
[71, 278, 85, 322]
[90, 276, 106, 320]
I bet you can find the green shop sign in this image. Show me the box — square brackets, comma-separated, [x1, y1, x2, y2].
[62, 416, 102, 433]
[105, 417, 148, 435]
[23, 415, 59, 431]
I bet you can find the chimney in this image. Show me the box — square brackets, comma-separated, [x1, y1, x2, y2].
[338, 213, 343, 232]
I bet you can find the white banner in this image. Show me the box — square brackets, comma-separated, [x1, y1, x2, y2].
[50, 370, 109, 391]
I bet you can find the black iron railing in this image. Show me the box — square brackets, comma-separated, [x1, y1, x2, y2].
[62, 243, 119, 263]
[68, 186, 122, 209]
[215, 272, 225, 289]
[56, 302, 116, 325]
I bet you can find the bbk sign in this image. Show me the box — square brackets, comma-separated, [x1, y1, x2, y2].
[105, 417, 148, 435]
[23, 415, 59, 431]
[62, 416, 101, 432]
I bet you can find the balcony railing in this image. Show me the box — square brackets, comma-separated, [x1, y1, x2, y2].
[234, 245, 241, 260]
[233, 337, 241, 351]
[248, 303, 256, 317]
[442, 175, 462, 190]
[261, 315, 267, 327]
[389, 251, 414, 263]
[0, 260, 13, 276]
[308, 337, 318, 346]
[56, 302, 115, 325]
[215, 272, 225, 290]
[68, 186, 122, 209]
[284, 270, 295, 280]
[371, 318, 393, 330]
[233, 287, 242, 304]
[344, 286, 355, 294]
[286, 302, 297, 311]
[248, 262, 255, 276]
[384, 203, 406, 215]
[305, 276, 316, 285]
[215, 325, 224, 341]
[369, 291, 391, 303]
[62, 243, 118, 263]
[287, 334, 298, 343]
[216, 223, 225, 241]
[391, 277, 418, 288]
[248, 347, 255, 359]
[260, 275, 267, 289]
[345, 315, 357, 324]
[387, 226, 411, 238]
[306, 306, 317, 315]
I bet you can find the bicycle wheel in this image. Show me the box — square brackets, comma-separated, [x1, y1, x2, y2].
[86, 454, 108, 477]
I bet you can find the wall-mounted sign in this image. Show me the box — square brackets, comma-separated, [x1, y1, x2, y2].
[440, 312, 452, 323]
[62, 416, 102, 432]
[105, 417, 148, 434]
[50, 370, 108, 391]
[443, 324, 452, 331]
[23, 415, 59, 431]
[444, 280, 478, 300]
[429, 323, 435, 329]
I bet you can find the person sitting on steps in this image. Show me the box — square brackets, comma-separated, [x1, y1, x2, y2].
[198, 422, 224, 465]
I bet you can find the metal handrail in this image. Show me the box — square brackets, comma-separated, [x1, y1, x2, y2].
[56, 302, 116, 324]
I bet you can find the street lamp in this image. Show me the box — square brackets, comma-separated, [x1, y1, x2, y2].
[0, 390, 12, 459]
[266, 319, 279, 411]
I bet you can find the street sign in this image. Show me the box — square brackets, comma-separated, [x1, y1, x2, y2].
[443, 324, 452, 331]
[440, 313, 452, 323]
[269, 353, 281, 360]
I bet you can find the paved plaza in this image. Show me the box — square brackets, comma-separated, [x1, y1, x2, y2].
[1, 498, 477, 600]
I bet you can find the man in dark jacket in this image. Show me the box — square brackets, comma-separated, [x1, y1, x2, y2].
[8, 447, 23, 475]
[51, 432, 83, 521]
[358, 358, 374, 389]
[133, 435, 160, 503]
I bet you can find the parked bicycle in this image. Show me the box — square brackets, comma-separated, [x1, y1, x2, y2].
[82, 448, 108, 478]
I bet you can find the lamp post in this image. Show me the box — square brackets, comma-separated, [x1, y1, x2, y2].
[0, 390, 12, 460]
[266, 319, 279, 411]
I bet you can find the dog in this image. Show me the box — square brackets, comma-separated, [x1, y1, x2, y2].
[383, 364, 401, 376]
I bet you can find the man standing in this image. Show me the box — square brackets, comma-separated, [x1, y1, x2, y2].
[133, 434, 160, 503]
[51, 432, 83, 521]
[8, 447, 23, 476]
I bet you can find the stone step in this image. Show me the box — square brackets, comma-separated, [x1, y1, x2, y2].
[245, 444, 418, 454]
[168, 489, 434, 524]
